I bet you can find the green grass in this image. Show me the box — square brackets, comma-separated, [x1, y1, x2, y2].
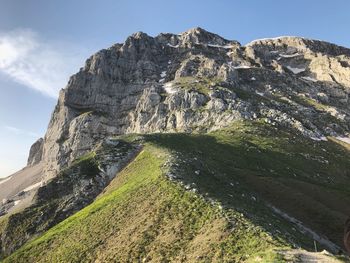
[290, 94, 329, 111]
[171, 76, 223, 95]
[4, 144, 286, 263]
[70, 151, 100, 178]
[0, 150, 101, 259]
[3, 120, 350, 262]
[144, 120, 350, 251]
[0, 139, 140, 259]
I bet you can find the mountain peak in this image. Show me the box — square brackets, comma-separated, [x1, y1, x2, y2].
[27, 138, 43, 166]
[179, 27, 232, 46]
[180, 26, 210, 35]
[41, 28, 350, 183]
[246, 35, 350, 57]
[1, 28, 350, 260]
[130, 31, 150, 39]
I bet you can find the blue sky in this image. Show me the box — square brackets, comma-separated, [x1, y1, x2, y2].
[1, 0, 350, 177]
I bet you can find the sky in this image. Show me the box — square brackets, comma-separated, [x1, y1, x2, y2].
[0, 0, 350, 177]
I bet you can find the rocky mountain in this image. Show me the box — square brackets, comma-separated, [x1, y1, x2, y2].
[1, 28, 350, 262]
[27, 138, 43, 166]
[41, 27, 349, 181]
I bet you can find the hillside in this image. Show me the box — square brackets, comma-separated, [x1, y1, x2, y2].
[1, 28, 350, 262]
[3, 121, 349, 262]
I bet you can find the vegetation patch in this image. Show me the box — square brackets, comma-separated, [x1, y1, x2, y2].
[145, 120, 350, 252]
[3, 121, 349, 262]
[290, 94, 329, 111]
[0, 140, 138, 259]
[172, 76, 223, 96]
[4, 144, 286, 262]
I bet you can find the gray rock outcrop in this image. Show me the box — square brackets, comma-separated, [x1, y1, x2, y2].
[37, 27, 350, 180]
[27, 138, 43, 166]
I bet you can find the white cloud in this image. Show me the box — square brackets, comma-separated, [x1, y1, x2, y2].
[5, 125, 40, 138]
[0, 29, 88, 98]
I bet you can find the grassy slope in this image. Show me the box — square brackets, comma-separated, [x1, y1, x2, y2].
[4, 146, 285, 262]
[4, 120, 350, 262]
[145, 121, 350, 251]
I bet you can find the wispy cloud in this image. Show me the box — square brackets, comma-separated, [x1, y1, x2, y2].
[5, 125, 40, 138]
[0, 29, 88, 98]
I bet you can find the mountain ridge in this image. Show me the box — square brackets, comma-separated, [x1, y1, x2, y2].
[1, 28, 350, 262]
[40, 27, 349, 181]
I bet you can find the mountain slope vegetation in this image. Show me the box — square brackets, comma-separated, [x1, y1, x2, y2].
[4, 121, 349, 262]
[2, 28, 350, 262]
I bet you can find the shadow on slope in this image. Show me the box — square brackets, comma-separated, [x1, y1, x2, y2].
[145, 120, 350, 253]
[3, 120, 349, 262]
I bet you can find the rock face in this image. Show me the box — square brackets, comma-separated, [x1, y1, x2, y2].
[40, 27, 350, 180]
[27, 138, 43, 166]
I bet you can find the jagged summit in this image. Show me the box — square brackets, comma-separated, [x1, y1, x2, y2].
[130, 31, 150, 39]
[246, 36, 308, 46]
[246, 35, 350, 57]
[178, 27, 234, 45]
[27, 138, 43, 166]
[154, 27, 239, 49]
[180, 26, 210, 35]
[40, 28, 350, 181]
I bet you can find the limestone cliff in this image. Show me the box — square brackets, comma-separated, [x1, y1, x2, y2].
[27, 138, 43, 166]
[41, 28, 350, 180]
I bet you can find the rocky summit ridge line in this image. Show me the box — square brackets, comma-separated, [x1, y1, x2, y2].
[41, 27, 349, 181]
